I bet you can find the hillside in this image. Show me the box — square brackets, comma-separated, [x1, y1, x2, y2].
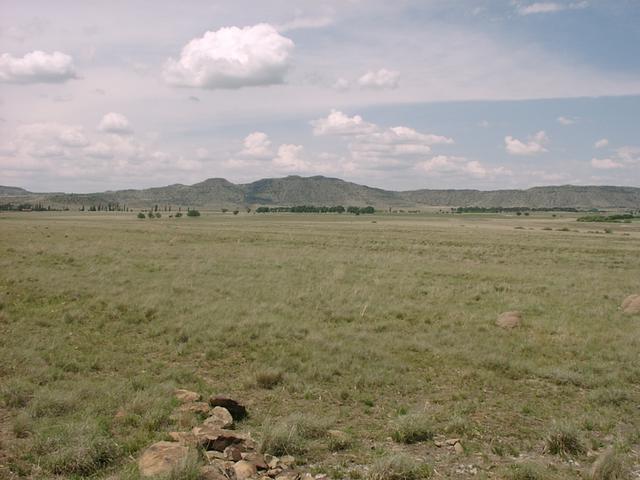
[1, 176, 639, 209]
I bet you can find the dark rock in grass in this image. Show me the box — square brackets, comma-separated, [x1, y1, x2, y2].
[209, 395, 248, 420]
[138, 441, 189, 477]
[622, 294, 640, 314]
[224, 445, 243, 461]
[192, 424, 255, 451]
[496, 311, 522, 328]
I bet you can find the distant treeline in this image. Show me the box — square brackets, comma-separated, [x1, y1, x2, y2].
[577, 214, 638, 223]
[256, 205, 375, 214]
[454, 206, 580, 213]
[0, 202, 68, 211]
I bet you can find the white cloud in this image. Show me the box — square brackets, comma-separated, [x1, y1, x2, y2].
[98, 113, 133, 135]
[557, 116, 577, 125]
[0, 50, 76, 84]
[594, 138, 609, 148]
[357, 68, 400, 90]
[332, 77, 350, 91]
[84, 142, 113, 159]
[417, 155, 509, 179]
[163, 24, 294, 89]
[276, 14, 334, 32]
[504, 131, 549, 156]
[240, 131, 272, 158]
[591, 158, 623, 169]
[616, 146, 640, 164]
[517, 2, 588, 15]
[272, 144, 310, 171]
[311, 110, 377, 136]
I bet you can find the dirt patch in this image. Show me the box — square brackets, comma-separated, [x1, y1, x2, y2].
[622, 294, 640, 314]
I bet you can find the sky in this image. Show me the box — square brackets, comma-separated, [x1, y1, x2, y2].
[0, 0, 639, 193]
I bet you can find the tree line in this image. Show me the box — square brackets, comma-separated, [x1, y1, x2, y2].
[255, 205, 375, 214]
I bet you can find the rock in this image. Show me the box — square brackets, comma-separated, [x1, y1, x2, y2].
[200, 464, 228, 480]
[174, 388, 201, 403]
[209, 395, 248, 420]
[434, 440, 444, 447]
[179, 401, 211, 415]
[454, 442, 464, 454]
[267, 468, 284, 477]
[445, 438, 460, 446]
[622, 294, 640, 314]
[275, 471, 300, 480]
[168, 431, 197, 446]
[204, 406, 234, 429]
[496, 311, 522, 328]
[192, 425, 255, 451]
[243, 452, 268, 470]
[300, 474, 314, 480]
[265, 454, 279, 469]
[224, 445, 243, 461]
[206, 451, 226, 461]
[138, 441, 189, 477]
[234, 460, 257, 480]
[280, 455, 295, 467]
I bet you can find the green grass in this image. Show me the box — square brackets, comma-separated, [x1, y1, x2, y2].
[1, 211, 639, 478]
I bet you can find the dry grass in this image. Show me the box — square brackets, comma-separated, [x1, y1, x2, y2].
[1, 211, 639, 478]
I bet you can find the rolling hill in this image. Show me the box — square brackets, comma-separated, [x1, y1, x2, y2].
[1, 176, 639, 209]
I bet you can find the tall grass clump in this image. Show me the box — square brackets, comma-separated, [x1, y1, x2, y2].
[260, 413, 331, 456]
[544, 424, 585, 456]
[391, 413, 434, 444]
[590, 449, 631, 480]
[367, 454, 432, 480]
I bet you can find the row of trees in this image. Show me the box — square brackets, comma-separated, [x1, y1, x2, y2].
[0, 203, 67, 211]
[136, 210, 199, 219]
[255, 205, 375, 214]
[454, 206, 580, 213]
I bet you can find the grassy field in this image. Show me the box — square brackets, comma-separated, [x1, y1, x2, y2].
[1, 211, 639, 479]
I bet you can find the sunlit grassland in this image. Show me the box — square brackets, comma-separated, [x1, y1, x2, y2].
[1, 211, 639, 479]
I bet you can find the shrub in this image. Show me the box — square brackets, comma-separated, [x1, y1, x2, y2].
[367, 454, 432, 480]
[255, 369, 284, 389]
[175, 212, 182, 218]
[391, 414, 434, 444]
[147, 212, 154, 218]
[137, 212, 145, 219]
[504, 463, 549, 480]
[155, 212, 162, 218]
[260, 413, 331, 456]
[233, 210, 239, 215]
[12, 411, 33, 438]
[545, 424, 585, 456]
[186, 209, 200, 217]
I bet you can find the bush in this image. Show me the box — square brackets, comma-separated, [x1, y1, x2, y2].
[545, 424, 585, 456]
[147, 212, 154, 218]
[175, 212, 182, 218]
[391, 414, 434, 444]
[186, 209, 200, 217]
[367, 454, 432, 480]
[233, 210, 239, 215]
[137, 212, 146, 219]
[155, 212, 161, 218]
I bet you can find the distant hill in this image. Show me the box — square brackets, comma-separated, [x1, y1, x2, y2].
[1, 176, 639, 209]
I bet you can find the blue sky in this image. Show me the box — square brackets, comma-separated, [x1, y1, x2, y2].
[0, 0, 639, 192]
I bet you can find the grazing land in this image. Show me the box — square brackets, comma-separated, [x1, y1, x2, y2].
[1, 211, 639, 479]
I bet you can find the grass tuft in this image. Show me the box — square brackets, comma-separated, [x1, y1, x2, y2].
[367, 454, 432, 480]
[544, 424, 585, 456]
[255, 369, 284, 389]
[391, 414, 434, 444]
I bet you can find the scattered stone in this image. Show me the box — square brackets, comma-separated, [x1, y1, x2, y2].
[209, 395, 248, 420]
[168, 431, 197, 446]
[192, 425, 255, 451]
[276, 470, 300, 480]
[179, 401, 211, 415]
[203, 406, 234, 429]
[445, 438, 460, 446]
[138, 441, 189, 477]
[280, 455, 295, 467]
[243, 452, 268, 470]
[268, 467, 284, 477]
[454, 442, 465, 454]
[205, 451, 226, 462]
[622, 294, 640, 314]
[265, 454, 280, 469]
[301, 474, 315, 480]
[224, 445, 243, 461]
[234, 460, 257, 480]
[174, 388, 201, 403]
[200, 464, 228, 480]
[496, 311, 522, 328]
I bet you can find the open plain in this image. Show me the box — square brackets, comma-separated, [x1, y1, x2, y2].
[1, 211, 639, 479]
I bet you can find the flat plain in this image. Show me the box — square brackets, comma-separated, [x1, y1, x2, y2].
[1, 211, 639, 479]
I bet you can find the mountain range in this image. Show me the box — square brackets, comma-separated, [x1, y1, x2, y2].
[1, 176, 640, 209]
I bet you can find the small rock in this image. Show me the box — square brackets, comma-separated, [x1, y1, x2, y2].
[179, 401, 211, 415]
[267, 468, 284, 477]
[209, 395, 248, 420]
[434, 440, 444, 447]
[243, 452, 268, 470]
[445, 438, 461, 446]
[300, 474, 314, 480]
[234, 460, 258, 480]
[622, 294, 640, 314]
[275, 470, 300, 480]
[138, 441, 189, 477]
[174, 388, 201, 403]
[280, 455, 295, 467]
[496, 311, 522, 328]
[192, 425, 255, 451]
[168, 431, 197, 446]
[265, 454, 279, 469]
[200, 464, 228, 480]
[204, 406, 234, 429]
[224, 445, 243, 462]
[206, 451, 226, 461]
[454, 442, 464, 454]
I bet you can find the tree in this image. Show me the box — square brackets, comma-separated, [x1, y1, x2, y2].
[187, 209, 200, 217]
[137, 212, 146, 219]
[233, 210, 239, 215]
